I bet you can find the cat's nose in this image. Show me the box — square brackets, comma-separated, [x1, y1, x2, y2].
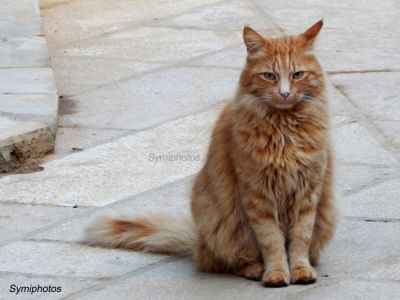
[279, 91, 290, 100]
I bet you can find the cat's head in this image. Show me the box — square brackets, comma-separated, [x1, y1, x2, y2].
[239, 20, 325, 110]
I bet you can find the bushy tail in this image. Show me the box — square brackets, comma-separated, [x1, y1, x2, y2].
[85, 213, 197, 256]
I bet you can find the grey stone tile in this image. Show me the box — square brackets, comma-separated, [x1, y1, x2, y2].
[50, 56, 163, 96]
[61, 67, 236, 130]
[58, 27, 240, 63]
[254, 0, 396, 17]
[0, 241, 164, 278]
[253, 0, 400, 71]
[41, 0, 223, 47]
[330, 72, 400, 122]
[0, 203, 86, 243]
[44, 126, 133, 162]
[0, 273, 100, 300]
[335, 163, 400, 196]
[0, 108, 217, 206]
[32, 216, 97, 245]
[343, 178, 400, 219]
[0, 68, 56, 94]
[0, 0, 42, 38]
[192, 45, 246, 69]
[0, 36, 49, 68]
[156, 0, 276, 32]
[0, 117, 46, 147]
[33, 176, 194, 243]
[0, 0, 58, 173]
[374, 120, 400, 149]
[318, 31, 400, 72]
[78, 260, 312, 300]
[327, 81, 355, 118]
[287, 280, 400, 300]
[0, 94, 57, 117]
[332, 122, 397, 165]
[0, 94, 58, 131]
[357, 256, 400, 281]
[318, 220, 400, 277]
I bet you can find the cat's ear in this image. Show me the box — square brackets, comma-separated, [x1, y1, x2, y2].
[301, 19, 323, 48]
[243, 26, 265, 56]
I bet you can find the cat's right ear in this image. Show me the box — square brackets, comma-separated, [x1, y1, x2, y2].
[243, 26, 265, 56]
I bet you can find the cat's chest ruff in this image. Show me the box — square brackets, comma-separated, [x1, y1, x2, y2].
[242, 124, 319, 166]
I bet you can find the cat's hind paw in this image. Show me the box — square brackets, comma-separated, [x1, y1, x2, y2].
[234, 262, 263, 281]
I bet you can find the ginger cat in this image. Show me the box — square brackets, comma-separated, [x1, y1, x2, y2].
[86, 20, 337, 287]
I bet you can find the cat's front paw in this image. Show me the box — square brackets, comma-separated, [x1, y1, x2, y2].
[261, 270, 290, 287]
[291, 266, 317, 284]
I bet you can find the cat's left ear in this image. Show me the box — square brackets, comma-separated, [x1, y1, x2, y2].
[301, 19, 323, 48]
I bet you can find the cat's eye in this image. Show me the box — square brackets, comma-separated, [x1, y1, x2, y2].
[292, 71, 304, 80]
[262, 72, 276, 80]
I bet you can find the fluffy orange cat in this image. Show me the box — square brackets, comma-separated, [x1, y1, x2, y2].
[86, 20, 337, 287]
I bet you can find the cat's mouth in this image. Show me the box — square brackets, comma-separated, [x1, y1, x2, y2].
[259, 95, 301, 110]
[261, 96, 301, 110]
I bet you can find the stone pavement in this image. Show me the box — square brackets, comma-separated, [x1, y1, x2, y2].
[0, 0, 58, 173]
[1, 0, 400, 299]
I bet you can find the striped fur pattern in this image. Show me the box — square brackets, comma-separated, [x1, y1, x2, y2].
[86, 20, 337, 288]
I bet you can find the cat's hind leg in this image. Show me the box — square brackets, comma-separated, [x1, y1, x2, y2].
[195, 235, 228, 273]
[194, 213, 262, 281]
[233, 261, 264, 281]
[309, 152, 337, 266]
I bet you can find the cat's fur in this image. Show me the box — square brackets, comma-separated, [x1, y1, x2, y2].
[86, 20, 337, 287]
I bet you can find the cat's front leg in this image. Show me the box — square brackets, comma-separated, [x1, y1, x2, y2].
[288, 199, 318, 284]
[242, 193, 290, 287]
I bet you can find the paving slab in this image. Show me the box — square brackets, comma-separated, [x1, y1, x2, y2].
[0, 117, 47, 146]
[253, 0, 400, 71]
[0, 36, 49, 68]
[0, 0, 42, 38]
[0, 68, 56, 94]
[155, 0, 275, 32]
[0, 117, 54, 173]
[191, 45, 245, 69]
[330, 72, 400, 122]
[318, 220, 400, 277]
[357, 255, 400, 281]
[332, 121, 397, 165]
[45, 126, 134, 161]
[50, 56, 163, 96]
[0, 273, 101, 300]
[0, 241, 164, 278]
[40, 0, 223, 47]
[76, 260, 313, 300]
[343, 178, 400, 219]
[374, 120, 400, 151]
[0, 0, 59, 172]
[56, 27, 241, 63]
[0, 94, 57, 118]
[335, 163, 400, 196]
[0, 109, 217, 206]
[0, 203, 86, 243]
[327, 82, 357, 118]
[61, 67, 237, 130]
[286, 280, 400, 300]
[33, 175, 194, 243]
